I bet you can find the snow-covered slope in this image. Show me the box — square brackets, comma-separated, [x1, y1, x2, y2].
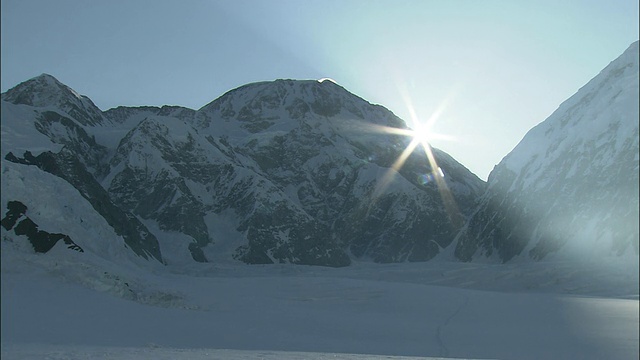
[456, 41, 639, 262]
[1, 76, 165, 263]
[0, 159, 172, 307]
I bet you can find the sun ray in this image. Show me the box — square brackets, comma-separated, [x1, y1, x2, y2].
[420, 142, 465, 229]
[370, 138, 420, 203]
[363, 83, 464, 228]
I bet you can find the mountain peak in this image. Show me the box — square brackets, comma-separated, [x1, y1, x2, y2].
[196, 78, 406, 134]
[34, 72, 63, 84]
[1, 73, 106, 126]
[2, 73, 72, 104]
[202, 78, 350, 106]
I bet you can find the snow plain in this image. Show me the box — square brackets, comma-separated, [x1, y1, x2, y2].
[1, 237, 638, 360]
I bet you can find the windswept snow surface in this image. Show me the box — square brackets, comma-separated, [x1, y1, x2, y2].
[1, 237, 638, 360]
[0, 346, 447, 360]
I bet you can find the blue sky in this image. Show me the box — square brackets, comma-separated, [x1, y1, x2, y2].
[1, 0, 638, 180]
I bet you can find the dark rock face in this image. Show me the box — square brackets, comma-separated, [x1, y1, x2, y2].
[104, 105, 196, 124]
[34, 110, 111, 178]
[107, 118, 211, 249]
[188, 242, 208, 263]
[0, 200, 28, 230]
[1, 200, 84, 253]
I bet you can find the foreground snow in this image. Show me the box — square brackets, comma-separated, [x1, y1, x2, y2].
[1, 345, 454, 360]
[1, 239, 638, 360]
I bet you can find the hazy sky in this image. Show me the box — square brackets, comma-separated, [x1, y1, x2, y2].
[1, 0, 638, 180]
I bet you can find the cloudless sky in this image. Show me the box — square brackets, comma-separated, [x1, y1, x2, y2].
[1, 0, 638, 180]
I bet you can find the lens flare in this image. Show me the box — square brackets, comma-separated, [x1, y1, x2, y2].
[418, 167, 445, 185]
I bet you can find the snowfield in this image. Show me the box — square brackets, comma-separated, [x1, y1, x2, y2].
[0, 345, 443, 360]
[1, 238, 638, 360]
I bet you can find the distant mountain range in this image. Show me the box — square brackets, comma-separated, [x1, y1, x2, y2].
[1, 41, 638, 267]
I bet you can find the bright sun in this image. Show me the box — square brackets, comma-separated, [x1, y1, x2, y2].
[409, 122, 433, 148]
[359, 89, 464, 227]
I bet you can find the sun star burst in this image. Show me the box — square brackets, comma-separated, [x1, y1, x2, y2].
[363, 92, 464, 228]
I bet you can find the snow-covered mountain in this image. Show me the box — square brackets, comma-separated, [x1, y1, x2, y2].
[455, 41, 640, 262]
[1, 76, 485, 267]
